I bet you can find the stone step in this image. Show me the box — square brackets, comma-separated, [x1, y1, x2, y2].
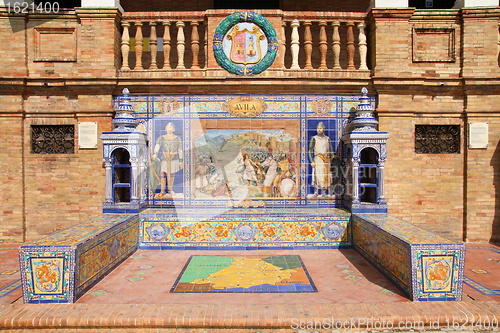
[1, 301, 499, 331]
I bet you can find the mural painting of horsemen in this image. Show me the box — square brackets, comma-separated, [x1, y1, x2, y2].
[308, 122, 341, 198]
[151, 122, 184, 198]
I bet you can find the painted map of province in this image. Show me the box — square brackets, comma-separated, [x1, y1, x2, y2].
[171, 255, 317, 293]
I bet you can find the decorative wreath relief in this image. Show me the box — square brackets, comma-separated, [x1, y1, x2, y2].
[213, 12, 278, 76]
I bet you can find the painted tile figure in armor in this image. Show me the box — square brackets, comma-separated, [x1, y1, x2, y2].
[151, 122, 183, 198]
[308, 122, 339, 198]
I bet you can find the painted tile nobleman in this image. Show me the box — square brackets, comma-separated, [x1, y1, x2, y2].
[308, 122, 336, 197]
[152, 122, 183, 198]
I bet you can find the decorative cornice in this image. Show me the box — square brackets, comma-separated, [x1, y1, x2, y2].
[368, 8, 415, 20]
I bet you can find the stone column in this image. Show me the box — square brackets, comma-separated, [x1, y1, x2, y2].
[332, 21, 341, 70]
[131, 158, 139, 202]
[150, 22, 158, 70]
[304, 21, 313, 69]
[120, 21, 130, 70]
[191, 21, 200, 69]
[453, 0, 498, 7]
[162, 21, 171, 69]
[352, 159, 360, 204]
[290, 20, 300, 70]
[358, 22, 368, 70]
[80, 0, 124, 11]
[176, 21, 186, 69]
[104, 160, 113, 203]
[346, 21, 355, 70]
[134, 21, 143, 70]
[140, 157, 146, 202]
[378, 159, 386, 204]
[280, 21, 287, 68]
[370, 0, 409, 7]
[319, 21, 328, 69]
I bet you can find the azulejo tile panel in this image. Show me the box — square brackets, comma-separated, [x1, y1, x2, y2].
[413, 245, 465, 301]
[27, 215, 136, 246]
[351, 215, 411, 296]
[76, 216, 139, 297]
[113, 93, 375, 208]
[20, 214, 139, 303]
[354, 214, 454, 244]
[139, 208, 351, 248]
[19, 247, 74, 303]
[352, 214, 465, 301]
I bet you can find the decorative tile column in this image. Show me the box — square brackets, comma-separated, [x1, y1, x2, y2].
[341, 87, 389, 213]
[101, 88, 147, 213]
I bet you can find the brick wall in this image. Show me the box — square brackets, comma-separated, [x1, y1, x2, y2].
[464, 95, 500, 243]
[23, 111, 113, 242]
[0, 112, 24, 243]
[25, 9, 121, 79]
[379, 111, 465, 241]
[0, 13, 27, 78]
[372, 7, 500, 242]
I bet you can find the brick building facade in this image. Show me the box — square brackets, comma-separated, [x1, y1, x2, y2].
[0, 0, 498, 244]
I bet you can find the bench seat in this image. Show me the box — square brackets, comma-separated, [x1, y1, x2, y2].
[352, 213, 465, 301]
[19, 214, 139, 304]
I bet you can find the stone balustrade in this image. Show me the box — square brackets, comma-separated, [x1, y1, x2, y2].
[121, 12, 206, 71]
[120, 11, 369, 73]
[282, 12, 367, 71]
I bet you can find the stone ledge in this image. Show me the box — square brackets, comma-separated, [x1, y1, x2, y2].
[0, 301, 498, 330]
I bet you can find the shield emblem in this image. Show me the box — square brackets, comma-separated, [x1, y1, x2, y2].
[227, 24, 265, 65]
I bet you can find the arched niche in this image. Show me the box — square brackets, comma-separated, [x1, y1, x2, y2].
[111, 148, 131, 203]
[359, 147, 379, 204]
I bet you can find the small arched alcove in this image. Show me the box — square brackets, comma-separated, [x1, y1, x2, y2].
[359, 147, 379, 204]
[112, 148, 131, 203]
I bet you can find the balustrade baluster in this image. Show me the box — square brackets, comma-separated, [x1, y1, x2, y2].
[121, 21, 130, 70]
[346, 21, 355, 70]
[290, 20, 300, 70]
[319, 21, 327, 69]
[358, 22, 368, 70]
[205, 19, 209, 68]
[332, 21, 341, 70]
[162, 21, 171, 69]
[191, 21, 200, 69]
[176, 21, 186, 69]
[498, 22, 500, 66]
[134, 21, 143, 70]
[280, 21, 287, 69]
[150, 22, 158, 70]
[304, 21, 313, 69]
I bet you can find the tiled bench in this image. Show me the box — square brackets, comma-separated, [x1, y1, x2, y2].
[19, 214, 139, 304]
[351, 214, 465, 301]
[139, 207, 352, 249]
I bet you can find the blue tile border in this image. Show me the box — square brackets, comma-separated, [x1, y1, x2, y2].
[0, 279, 22, 297]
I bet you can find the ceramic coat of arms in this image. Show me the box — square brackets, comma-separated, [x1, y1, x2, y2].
[213, 12, 278, 75]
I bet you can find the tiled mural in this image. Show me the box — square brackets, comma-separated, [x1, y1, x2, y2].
[19, 214, 139, 303]
[113, 94, 374, 208]
[352, 214, 465, 301]
[140, 208, 351, 249]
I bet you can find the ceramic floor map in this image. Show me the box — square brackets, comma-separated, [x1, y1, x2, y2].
[171, 255, 317, 293]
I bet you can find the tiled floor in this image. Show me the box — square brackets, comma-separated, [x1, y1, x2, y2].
[77, 249, 409, 304]
[0, 245, 22, 305]
[461, 244, 500, 301]
[1, 244, 499, 305]
[0, 244, 499, 331]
